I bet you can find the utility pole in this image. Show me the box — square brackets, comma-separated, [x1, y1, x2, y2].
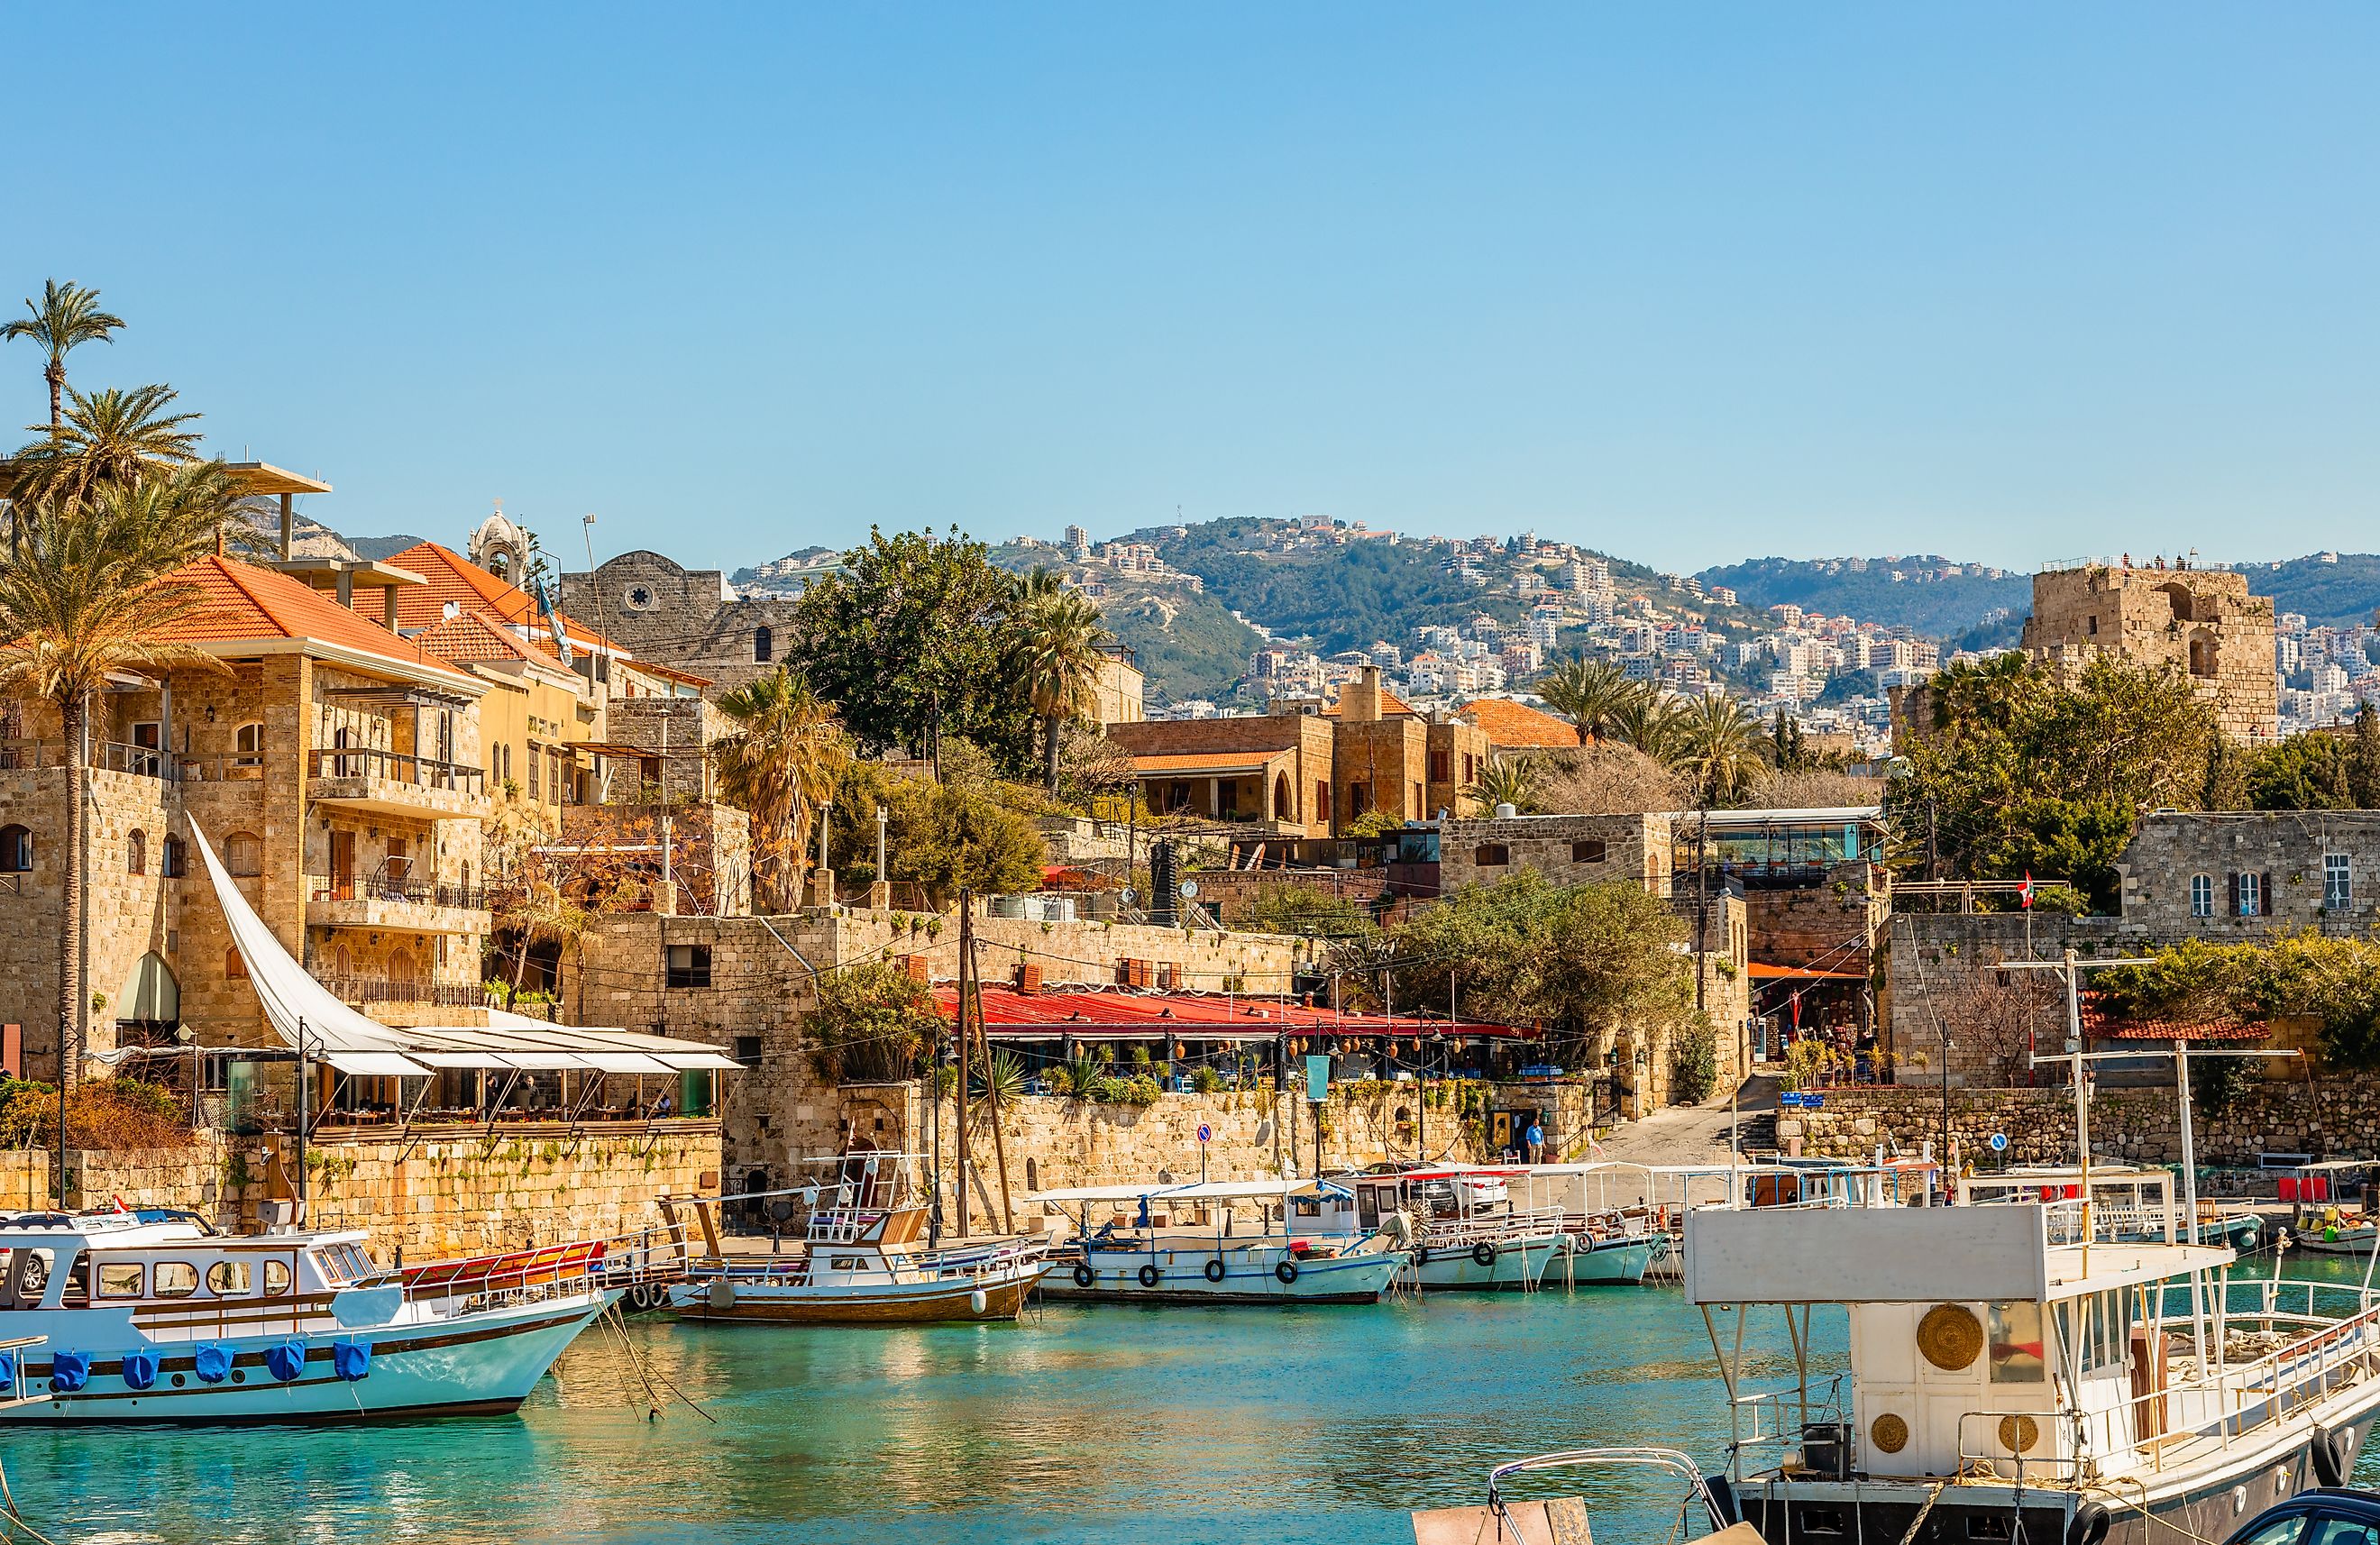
[1926, 798, 1939, 883]
[2007, 948, 2158, 1268]
[1692, 809, 1709, 1014]
[659, 717, 673, 901]
[874, 804, 889, 893]
[956, 889, 973, 1238]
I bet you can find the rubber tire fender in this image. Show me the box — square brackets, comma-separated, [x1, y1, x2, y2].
[2311, 1426, 2354, 1490]
[1471, 1241, 1497, 1268]
[2065, 1501, 2112, 1545]
[1071, 1262, 1096, 1289]
[1203, 1258, 1226, 1284]
[1137, 1263, 1162, 1289]
[1275, 1258, 1300, 1285]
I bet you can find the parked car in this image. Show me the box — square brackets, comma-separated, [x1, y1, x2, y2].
[2227, 1490, 2380, 1545]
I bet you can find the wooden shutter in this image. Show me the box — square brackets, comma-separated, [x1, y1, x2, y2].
[2262, 873, 2275, 918]
[2227, 873, 2239, 916]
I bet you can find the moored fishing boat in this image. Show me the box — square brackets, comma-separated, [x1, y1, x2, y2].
[1033, 1178, 1410, 1304]
[1673, 1193, 2380, 1545]
[0, 1209, 618, 1422]
[1325, 1166, 1568, 1291]
[661, 1153, 1050, 1325]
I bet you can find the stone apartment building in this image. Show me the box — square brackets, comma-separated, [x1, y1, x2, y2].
[0, 554, 496, 1080]
[1106, 668, 1488, 834]
[2018, 561, 2279, 740]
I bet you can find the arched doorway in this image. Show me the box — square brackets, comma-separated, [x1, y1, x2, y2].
[1274, 772, 1293, 820]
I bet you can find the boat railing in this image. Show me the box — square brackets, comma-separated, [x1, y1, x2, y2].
[0, 1335, 41, 1411]
[399, 1237, 629, 1312]
[1726, 1376, 1850, 1473]
[1482, 1447, 1729, 1538]
[1954, 1409, 2087, 1484]
[1426, 1207, 1568, 1247]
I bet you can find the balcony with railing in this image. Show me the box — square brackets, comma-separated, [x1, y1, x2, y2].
[0, 738, 185, 782]
[307, 747, 486, 818]
[316, 974, 485, 1009]
[307, 871, 490, 933]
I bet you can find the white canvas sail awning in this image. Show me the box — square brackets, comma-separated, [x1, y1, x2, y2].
[195, 822, 740, 1075]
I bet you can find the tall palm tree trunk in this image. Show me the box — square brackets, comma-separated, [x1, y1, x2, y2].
[1043, 713, 1063, 794]
[44, 363, 63, 432]
[55, 691, 86, 1204]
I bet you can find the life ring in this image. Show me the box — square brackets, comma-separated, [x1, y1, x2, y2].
[1071, 1262, 1096, 1289]
[1204, 1258, 1227, 1283]
[1276, 1258, 1300, 1284]
[1137, 1263, 1162, 1288]
[2312, 1426, 2355, 1489]
[1471, 1242, 1497, 1268]
[2064, 1502, 2111, 1545]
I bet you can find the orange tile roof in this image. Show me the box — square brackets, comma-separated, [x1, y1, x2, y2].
[413, 607, 565, 668]
[1130, 750, 1289, 772]
[1459, 697, 1584, 750]
[382, 542, 616, 652]
[154, 555, 469, 680]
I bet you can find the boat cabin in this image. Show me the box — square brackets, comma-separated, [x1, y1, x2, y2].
[0, 1212, 372, 1319]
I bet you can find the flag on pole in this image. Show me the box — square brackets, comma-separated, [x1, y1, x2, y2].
[536, 580, 575, 666]
[2018, 873, 2035, 910]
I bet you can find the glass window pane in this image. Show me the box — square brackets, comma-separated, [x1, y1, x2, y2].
[96, 1262, 143, 1298]
[1988, 1300, 2046, 1382]
[2308, 1518, 2380, 1545]
[2232, 1518, 2308, 1545]
[152, 1261, 198, 1299]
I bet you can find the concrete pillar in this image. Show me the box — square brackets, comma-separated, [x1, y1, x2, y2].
[383, 586, 400, 631]
[279, 494, 293, 562]
[260, 654, 314, 969]
[334, 569, 353, 610]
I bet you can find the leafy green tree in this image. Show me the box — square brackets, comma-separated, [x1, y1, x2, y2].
[1239, 882, 1374, 937]
[1608, 690, 1686, 764]
[1889, 657, 2221, 910]
[882, 769, 1048, 906]
[7, 384, 202, 510]
[1, 279, 124, 431]
[800, 961, 945, 1083]
[1383, 871, 1693, 1065]
[786, 527, 1037, 773]
[1673, 693, 1765, 807]
[2245, 734, 2353, 811]
[1465, 752, 1542, 813]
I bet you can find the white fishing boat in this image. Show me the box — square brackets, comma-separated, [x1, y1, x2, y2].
[0, 1208, 617, 1422]
[661, 1154, 1051, 1325]
[2282, 1162, 2379, 1255]
[1665, 1191, 2380, 1545]
[1033, 1178, 1410, 1304]
[1964, 1166, 2265, 1252]
[1323, 1166, 1568, 1291]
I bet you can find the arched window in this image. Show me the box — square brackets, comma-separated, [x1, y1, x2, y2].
[223, 830, 262, 877]
[754, 626, 774, 663]
[387, 947, 416, 986]
[160, 836, 187, 878]
[0, 826, 32, 873]
[233, 722, 264, 768]
[333, 943, 353, 976]
[126, 828, 147, 875]
[1474, 844, 1511, 867]
[2188, 635, 2217, 679]
[225, 946, 248, 983]
[2191, 873, 2214, 918]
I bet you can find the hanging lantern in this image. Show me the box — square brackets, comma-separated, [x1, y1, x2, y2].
[1173, 1040, 1187, 1061]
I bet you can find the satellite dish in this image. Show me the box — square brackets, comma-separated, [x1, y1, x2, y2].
[442, 600, 461, 622]
[1179, 881, 1200, 899]
[1119, 889, 1139, 906]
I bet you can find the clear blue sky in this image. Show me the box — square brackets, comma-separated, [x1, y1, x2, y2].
[9, 5, 2375, 575]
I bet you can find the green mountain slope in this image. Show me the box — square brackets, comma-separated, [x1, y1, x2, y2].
[1695, 555, 2032, 637]
[989, 544, 1259, 705]
[2250, 554, 2380, 629]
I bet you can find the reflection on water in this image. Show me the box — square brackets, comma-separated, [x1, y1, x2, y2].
[31, 1253, 2369, 1545]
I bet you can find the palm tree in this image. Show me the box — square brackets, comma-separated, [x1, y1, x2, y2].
[9, 384, 203, 510]
[1010, 573, 1112, 793]
[709, 667, 848, 911]
[1466, 752, 1542, 814]
[1534, 657, 1642, 742]
[1609, 690, 1688, 765]
[1, 280, 124, 432]
[0, 479, 233, 1173]
[1672, 692, 1767, 808]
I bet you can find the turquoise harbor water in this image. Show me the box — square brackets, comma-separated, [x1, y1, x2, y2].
[5, 1256, 2375, 1544]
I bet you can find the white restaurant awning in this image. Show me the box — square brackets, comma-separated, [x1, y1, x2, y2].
[194, 823, 741, 1076]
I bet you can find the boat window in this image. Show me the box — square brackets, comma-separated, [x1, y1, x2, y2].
[152, 1262, 199, 1299]
[1987, 1300, 2045, 1383]
[14, 1249, 52, 1303]
[206, 1260, 252, 1296]
[1290, 1198, 1322, 1217]
[96, 1262, 143, 1299]
[262, 1258, 293, 1297]
[829, 1257, 865, 1270]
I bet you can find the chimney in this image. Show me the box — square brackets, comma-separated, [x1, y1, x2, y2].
[1341, 666, 1383, 723]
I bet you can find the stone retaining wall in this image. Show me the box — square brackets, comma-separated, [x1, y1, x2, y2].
[1780, 1079, 2380, 1168]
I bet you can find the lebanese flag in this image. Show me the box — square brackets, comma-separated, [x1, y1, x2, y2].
[2018, 873, 2035, 910]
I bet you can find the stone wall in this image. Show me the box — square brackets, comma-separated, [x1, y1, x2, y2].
[2018, 564, 2277, 741]
[1882, 911, 2127, 1083]
[1437, 812, 1672, 894]
[2118, 811, 2380, 937]
[1744, 865, 1884, 972]
[562, 552, 803, 696]
[1779, 1078, 2380, 1169]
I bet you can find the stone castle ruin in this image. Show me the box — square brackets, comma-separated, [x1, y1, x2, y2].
[2018, 561, 2277, 740]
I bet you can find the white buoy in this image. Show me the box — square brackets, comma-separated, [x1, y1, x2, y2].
[969, 1289, 989, 1316]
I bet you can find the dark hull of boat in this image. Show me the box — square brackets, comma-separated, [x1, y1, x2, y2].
[1734, 1414, 2375, 1545]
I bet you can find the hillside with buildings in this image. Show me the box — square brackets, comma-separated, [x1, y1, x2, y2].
[1693, 554, 2031, 636]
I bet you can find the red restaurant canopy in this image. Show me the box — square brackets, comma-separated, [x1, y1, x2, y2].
[929, 984, 1534, 1042]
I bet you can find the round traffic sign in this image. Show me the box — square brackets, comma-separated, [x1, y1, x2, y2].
[1197, 1123, 1213, 1144]
[1179, 881, 1200, 899]
[1989, 1132, 2009, 1152]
